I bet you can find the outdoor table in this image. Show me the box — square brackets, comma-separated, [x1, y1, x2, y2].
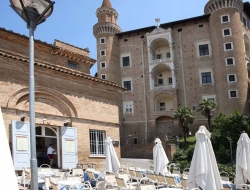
[57, 180, 84, 190]
[38, 171, 55, 177]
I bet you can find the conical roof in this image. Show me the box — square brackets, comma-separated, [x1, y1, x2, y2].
[101, 0, 112, 8]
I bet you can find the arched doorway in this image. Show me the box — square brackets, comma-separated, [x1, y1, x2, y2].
[155, 116, 174, 140]
[35, 126, 60, 168]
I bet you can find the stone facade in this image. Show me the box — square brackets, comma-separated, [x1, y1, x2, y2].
[94, 0, 250, 156]
[0, 28, 123, 170]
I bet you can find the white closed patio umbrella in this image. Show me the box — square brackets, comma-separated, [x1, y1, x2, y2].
[187, 125, 223, 190]
[153, 138, 169, 175]
[105, 137, 120, 174]
[236, 132, 250, 189]
[0, 107, 19, 189]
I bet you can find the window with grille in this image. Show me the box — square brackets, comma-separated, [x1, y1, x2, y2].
[156, 54, 161, 59]
[158, 78, 164, 85]
[89, 130, 106, 156]
[199, 44, 209, 56]
[125, 105, 133, 114]
[166, 52, 171, 58]
[160, 102, 165, 111]
[123, 81, 131, 91]
[122, 56, 130, 67]
[169, 78, 173, 84]
[201, 72, 212, 84]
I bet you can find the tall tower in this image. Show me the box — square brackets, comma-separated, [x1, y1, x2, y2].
[204, 0, 249, 114]
[93, 0, 122, 84]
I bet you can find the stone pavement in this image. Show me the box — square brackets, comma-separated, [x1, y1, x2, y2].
[120, 158, 153, 169]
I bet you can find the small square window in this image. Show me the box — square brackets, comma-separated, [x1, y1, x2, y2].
[199, 44, 209, 56]
[101, 74, 106, 80]
[228, 74, 236, 82]
[226, 58, 235, 66]
[223, 29, 231, 36]
[159, 74, 162, 77]
[123, 81, 132, 91]
[100, 38, 106, 44]
[229, 90, 237, 98]
[156, 54, 161, 59]
[199, 24, 204, 28]
[158, 79, 164, 85]
[224, 42, 233, 51]
[221, 15, 229, 23]
[141, 36, 144, 39]
[68, 62, 78, 69]
[178, 28, 182, 32]
[101, 62, 106, 68]
[124, 39, 128, 42]
[100, 50, 106, 56]
[122, 56, 130, 67]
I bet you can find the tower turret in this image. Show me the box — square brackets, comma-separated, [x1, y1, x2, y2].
[93, 0, 122, 83]
[204, 0, 249, 114]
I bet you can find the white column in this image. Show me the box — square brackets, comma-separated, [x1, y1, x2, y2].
[170, 43, 174, 60]
[171, 70, 176, 88]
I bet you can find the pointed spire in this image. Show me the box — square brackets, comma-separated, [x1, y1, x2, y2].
[101, 0, 112, 8]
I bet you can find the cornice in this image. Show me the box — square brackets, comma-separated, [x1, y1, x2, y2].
[0, 48, 124, 91]
[93, 23, 122, 37]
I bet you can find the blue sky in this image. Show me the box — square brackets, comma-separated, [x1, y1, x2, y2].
[0, 0, 244, 75]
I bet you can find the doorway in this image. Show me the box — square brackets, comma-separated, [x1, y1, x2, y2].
[35, 126, 60, 168]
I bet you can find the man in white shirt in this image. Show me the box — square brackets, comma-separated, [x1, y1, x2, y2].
[47, 144, 56, 167]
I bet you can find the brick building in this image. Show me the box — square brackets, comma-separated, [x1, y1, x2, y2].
[0, 28, 123, 170]
[94, 0, 250, 156]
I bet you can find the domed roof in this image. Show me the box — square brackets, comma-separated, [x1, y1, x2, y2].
[101, 0, 112, 8]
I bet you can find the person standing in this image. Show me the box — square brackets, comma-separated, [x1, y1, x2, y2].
[47, 144, 56, 167]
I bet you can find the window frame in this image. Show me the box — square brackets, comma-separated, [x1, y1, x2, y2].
[201, 72, 212, 84]
[229, 90, 238, 98]
[225, 57, 235, 66]
[224, 42, 233, 51]
[221, 14, 230, 23]
[199, 69, 214, 85]
[122, 56, 130, 67]
[156, 54, 162, 59]
[196, 40, 212, 58]
[159, 102, 166, 111]
[120, 53, 132, 68]
[100, 37, 106, 45]
[122, 79, 132, 91]
[227, 74, 237, 83]
[222, 28, 232, 37]
[199, 44, 210, 56]
[67, 61, 78, 69]
[101, 74, 106, 80]
[100, 62, 106, 68]
[123, 101, 134, 115]
[89, 130, 106, 157]
[100, 50, 106, 57]
[202, 95, 216, 102]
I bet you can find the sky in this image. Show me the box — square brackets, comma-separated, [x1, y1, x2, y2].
[0, 0, 245, 76]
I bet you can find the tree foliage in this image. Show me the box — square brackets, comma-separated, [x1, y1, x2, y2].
[198, 99, 218, 129]
[210, 109, 250, 164]
[173, 107, 195, 146]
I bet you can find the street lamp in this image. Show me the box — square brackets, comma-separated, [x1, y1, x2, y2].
[9, 0, 54, 189]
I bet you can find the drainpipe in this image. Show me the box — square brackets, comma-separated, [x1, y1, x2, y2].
[141, 41, 148, 143]
[179, 33, 187, 106]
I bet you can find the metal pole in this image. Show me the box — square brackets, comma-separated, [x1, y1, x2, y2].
[29, 20, 38, 190]
[229, 138, 233, 164]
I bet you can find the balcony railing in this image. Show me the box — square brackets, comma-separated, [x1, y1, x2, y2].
[151, 58, 172, 64]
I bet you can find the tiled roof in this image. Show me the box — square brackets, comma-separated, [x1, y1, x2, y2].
[0, 48, 124, 90]
[54, 39, 90, 52]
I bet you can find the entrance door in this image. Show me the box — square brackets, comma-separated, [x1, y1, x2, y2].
[61, 127, 78, 169]
[12, 121, 31, 170]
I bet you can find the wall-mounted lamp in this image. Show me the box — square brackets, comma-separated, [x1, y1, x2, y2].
[21, 116, 26, 122]
[112, 139, 120, 147]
